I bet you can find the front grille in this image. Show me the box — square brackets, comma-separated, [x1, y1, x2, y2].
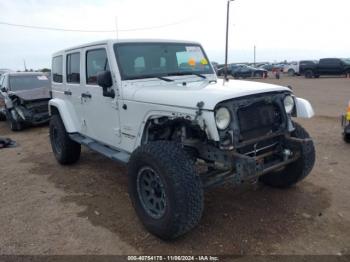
[238, 101, 282, 141]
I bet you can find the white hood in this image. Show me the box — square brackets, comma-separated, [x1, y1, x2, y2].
[124, 79, 290, 110]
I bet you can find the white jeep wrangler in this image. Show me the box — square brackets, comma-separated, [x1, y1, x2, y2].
[49, 39, 316, 240]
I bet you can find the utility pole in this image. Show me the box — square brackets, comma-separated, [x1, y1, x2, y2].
[23, 59, 27, 72]
[224, 0, 234, 81]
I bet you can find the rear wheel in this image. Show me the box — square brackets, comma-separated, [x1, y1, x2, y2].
[49, 114, 81, 165]
[128, 141, 204, 240]
[254, 72, 263, 78]
[260, 123, 315, 188]
[305, 70, 314, 78]
[288, 69, 295, 76]
[344, 133, 350, 143]
[344, 125, 350, 143]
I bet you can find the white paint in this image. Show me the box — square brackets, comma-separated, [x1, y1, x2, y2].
[50, 39, 314, 154]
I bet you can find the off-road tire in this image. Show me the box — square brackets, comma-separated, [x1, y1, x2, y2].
[7, 110, 23, 131]
[49, 114, 81, 165]
[305, 70, 314, 78]
[0, 112, 6, 121]
[344, 132, 350, 143]
[259, 122, 315, 188]
[288, 69, 295, 76]
[128, 141, 204, 240]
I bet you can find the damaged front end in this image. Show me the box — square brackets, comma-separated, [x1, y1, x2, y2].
[194, 92, 313, 188]
[7, 94, 50, 126]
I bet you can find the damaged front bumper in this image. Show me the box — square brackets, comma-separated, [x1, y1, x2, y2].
[13, 105, 50, 125]
[198, 135, 311, 188]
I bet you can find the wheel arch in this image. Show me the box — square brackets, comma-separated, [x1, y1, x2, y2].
[49, 99, 79, 133]
[134, 109, 219, 150]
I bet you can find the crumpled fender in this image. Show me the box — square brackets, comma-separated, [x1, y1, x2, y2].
[4, 95, 14, 109]
[295, 97, 314, 118]
[49, 98, 79, 133]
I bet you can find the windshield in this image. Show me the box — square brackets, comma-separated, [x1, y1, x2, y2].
[342, 58, 350, 65]
[114, 43, 214, 80]
[9, 75, 50, 91]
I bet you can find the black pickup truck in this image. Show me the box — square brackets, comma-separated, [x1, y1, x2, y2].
[301, 58, 350, 78]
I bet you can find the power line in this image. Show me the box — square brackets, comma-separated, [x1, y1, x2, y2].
[0, 19, 192, 33]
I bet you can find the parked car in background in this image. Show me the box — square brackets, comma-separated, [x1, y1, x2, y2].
[259, 63, 274, 71]
[211, 61, 219, 73]
[217, 64, 267, 79]
[0, 69, 13, 77]
[284, 61, 299, 76]
[283, 60, 317, 76]
[301, 58, 350, 78]
[0, 72, 51, 131]
[341, 100, 350, 143]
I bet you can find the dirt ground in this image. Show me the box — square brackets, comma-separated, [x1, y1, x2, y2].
[0, 76, 349, 255]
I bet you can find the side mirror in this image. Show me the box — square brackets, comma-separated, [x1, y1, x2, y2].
[1, 87, 7, 92]
[97, 71, 115, 98]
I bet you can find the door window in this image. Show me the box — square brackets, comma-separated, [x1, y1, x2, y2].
[52, 56, 63, 83]
[67, 53, 80, 83]
[86, 49, 110, 85]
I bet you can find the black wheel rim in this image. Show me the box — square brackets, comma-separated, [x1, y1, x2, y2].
[136, 166, 167, 219]
[51, 125, 62, 155]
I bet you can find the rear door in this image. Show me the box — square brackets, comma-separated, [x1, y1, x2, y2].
[319, 59, 341, 75]
[80, 46, 121, 147]
[65, 51, 85, 133]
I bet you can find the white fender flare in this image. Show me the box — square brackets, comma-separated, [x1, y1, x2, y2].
[295, 97, 314, 118]
[49, 98, 79, 133]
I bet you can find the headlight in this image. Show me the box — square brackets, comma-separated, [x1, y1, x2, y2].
[215, 107, 231, 130]
[284, 95, 295, 114]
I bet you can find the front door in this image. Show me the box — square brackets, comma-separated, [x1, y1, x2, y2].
[80, 46, 121, 147]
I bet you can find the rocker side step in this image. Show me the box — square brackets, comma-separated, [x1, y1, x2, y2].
[69, 133, 130, 164]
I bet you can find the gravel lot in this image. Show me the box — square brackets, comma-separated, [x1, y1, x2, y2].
[0, 76, 349, 255]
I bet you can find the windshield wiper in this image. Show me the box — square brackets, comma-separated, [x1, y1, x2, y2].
[124, 75, 174, 82]
[167, 72, 207, 79]
[157, 76, 174, 82]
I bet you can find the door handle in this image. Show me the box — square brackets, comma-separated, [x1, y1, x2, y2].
[81, 93, 92, 99]
[64, 90, 72, 96]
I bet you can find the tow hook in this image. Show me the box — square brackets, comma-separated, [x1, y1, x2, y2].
[283, 149, 292, 161]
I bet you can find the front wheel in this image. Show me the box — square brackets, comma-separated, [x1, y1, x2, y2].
[254, 72, 263, 78]
[49, 114, 81, 165]
[7, 109, 23, 131]
[0, 109, 6, 121]
[259, 123, 316, 188]
[344, 133, 350, 143]
[128, 141, 204, 240]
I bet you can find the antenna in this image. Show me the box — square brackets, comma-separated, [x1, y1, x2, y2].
[115, 16, 119, 40]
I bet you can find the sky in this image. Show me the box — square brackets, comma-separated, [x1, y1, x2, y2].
[0, 0, 349, 70]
